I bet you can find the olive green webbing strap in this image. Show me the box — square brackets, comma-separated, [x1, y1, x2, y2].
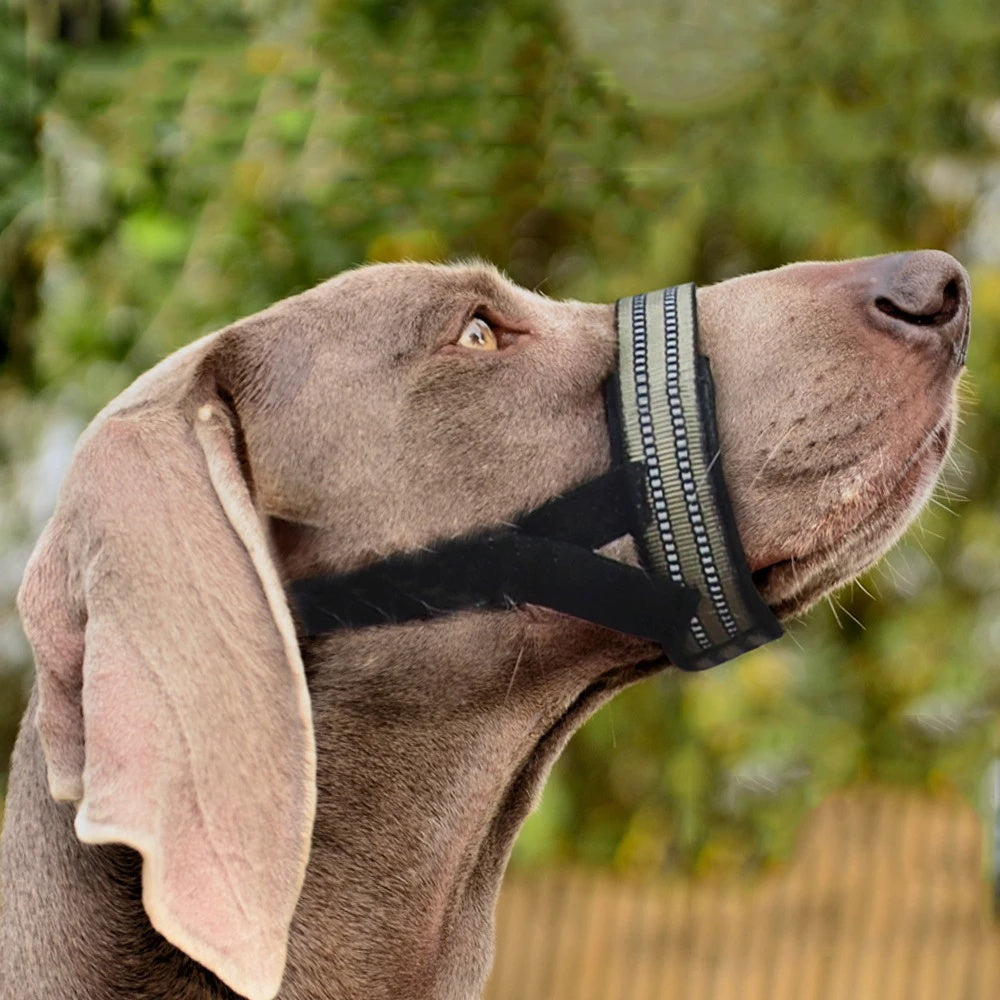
[613, 283, 783, 671]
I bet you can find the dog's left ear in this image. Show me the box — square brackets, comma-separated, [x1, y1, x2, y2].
[17, 388, 316, 1000]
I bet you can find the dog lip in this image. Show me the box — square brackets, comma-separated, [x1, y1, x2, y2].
[751, 554, 811, 607]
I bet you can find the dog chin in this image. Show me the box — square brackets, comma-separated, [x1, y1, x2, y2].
[752, 415, 954, 620]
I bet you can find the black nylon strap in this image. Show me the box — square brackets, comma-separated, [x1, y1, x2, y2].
[516, 462, 647, 547]
[289, 465, 700, 657]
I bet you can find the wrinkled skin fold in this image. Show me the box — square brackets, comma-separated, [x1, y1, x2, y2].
[0, 251, 969, 1000]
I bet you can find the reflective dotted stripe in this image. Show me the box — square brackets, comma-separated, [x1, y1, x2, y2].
[625, 293, 713, 651]
[661, 286, 739, 638]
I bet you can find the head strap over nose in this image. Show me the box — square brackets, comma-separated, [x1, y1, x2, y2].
[607, 283, 782, 670]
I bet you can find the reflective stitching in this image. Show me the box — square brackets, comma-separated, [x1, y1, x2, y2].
[629, 294, 713, 651]
[662, 287, 740, 638]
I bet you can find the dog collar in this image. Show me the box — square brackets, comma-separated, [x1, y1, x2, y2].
[288, 284, 782, 671]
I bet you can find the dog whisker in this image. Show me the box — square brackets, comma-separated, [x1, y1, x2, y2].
[826, 595, 844, 630]
[932, 478, 967, 503]
[503, 643, 526, 708]
[926, 495, 960, 517]
[835, 596, 865, 630]
[784, 627, 805, 650]
[749, 424, 796, 490]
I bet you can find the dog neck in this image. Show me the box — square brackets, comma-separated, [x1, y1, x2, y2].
[282, 615, 659, 999]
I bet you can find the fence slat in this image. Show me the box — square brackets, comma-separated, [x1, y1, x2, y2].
[487, 789, 1000, 1000]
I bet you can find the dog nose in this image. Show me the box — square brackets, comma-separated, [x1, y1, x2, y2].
[866, 250, 971, 367]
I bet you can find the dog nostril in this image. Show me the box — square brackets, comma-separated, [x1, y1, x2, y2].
[874, 278, 961, 328]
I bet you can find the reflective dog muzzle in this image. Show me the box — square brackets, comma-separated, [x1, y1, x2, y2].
[289, 284, 783, 671]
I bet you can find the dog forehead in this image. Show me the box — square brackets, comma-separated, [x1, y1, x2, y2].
[306, 262, 552, 346]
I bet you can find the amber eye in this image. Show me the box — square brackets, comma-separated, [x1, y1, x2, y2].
[456, 317, 499, 352]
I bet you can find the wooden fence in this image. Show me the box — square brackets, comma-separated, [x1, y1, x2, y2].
[487, 788, 1000, 1000]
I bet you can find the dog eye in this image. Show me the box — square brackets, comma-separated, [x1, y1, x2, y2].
[456, 317, 498, 352]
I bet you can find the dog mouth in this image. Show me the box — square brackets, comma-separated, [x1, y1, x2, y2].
[750, 416, 953, 619]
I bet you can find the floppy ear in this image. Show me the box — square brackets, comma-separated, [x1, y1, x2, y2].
[16, 396, 315, 1000]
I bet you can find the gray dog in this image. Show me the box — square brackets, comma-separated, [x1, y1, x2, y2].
[0, 251, 970, 999]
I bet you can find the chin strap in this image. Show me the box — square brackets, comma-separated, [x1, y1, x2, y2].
[288, 282, 783, 672]
[290, 464, 701, 662]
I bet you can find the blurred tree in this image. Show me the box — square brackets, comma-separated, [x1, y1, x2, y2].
[1, 0, 999, 875]
[0, 2, 56, 388]
[315, 0, 638, 288]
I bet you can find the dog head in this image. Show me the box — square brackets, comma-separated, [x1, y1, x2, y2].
[14, 251, 968, 999]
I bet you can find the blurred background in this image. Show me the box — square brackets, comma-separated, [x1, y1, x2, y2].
[2, 0, 1000, 995]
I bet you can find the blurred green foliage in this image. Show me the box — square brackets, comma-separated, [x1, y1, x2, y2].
[1, 0, 999, 874]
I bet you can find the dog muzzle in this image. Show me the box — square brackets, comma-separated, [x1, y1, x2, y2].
[289, 283, 783, 671]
